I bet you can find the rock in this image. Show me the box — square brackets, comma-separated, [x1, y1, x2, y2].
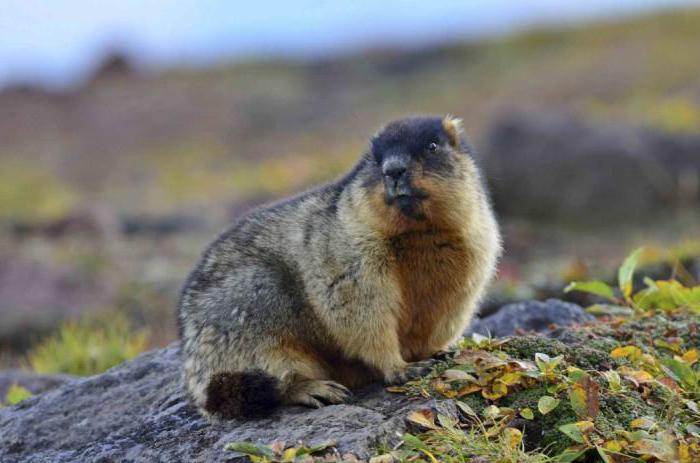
[0, 370, 74, 398]
[0, 299, 603, 462]
[483, 112, 700, 223]
[0, 345, 428, 462]
[467, 299, 594, 338]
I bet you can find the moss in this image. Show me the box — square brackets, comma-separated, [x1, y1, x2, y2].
[500, 384, 579, 455]
[501, 336, 569, 360]
[594, 390, 659, 437]
[502, 336, 615, 371]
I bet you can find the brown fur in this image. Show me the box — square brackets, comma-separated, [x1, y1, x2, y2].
[392, 230, 472, 361]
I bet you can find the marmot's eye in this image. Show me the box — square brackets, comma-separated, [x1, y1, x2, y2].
[427, 142, 438, 153]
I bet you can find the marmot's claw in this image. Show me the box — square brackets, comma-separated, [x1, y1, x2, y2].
[385, 359, 438, 385]
[290, 379, 351, 408]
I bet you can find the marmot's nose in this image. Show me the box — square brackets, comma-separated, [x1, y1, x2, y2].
[383, 164, 407, 181]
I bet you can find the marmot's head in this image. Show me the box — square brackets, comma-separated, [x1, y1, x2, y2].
[351, 115, 484, 235]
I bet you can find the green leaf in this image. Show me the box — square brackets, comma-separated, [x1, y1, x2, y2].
[596, 446, 614, 463]
[456, 400, 478, 417]
[553, 447, 588, 462]
[618, 247, 643, 298]
[558, 421, 593, 444]
[585, 304, 634, 316]
[224, 442, 275, 458]
[4, 385, 32, 405]
[520, 408, 534, 420]
[297, 440, 335, 456]
[538, 396, 561, 415]
[565, 281, 615, 300]
[662, 357, 698, 389]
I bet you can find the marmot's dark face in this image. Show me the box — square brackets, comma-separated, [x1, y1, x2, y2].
[368, 116, 469, 220]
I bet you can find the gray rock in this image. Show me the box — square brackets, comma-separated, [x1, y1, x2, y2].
[0, 369, 74, 398]
[467, 299, 594, 338]
[482, 112, 700, 223]
[0, 345, 428, 463]
[0, 299, 598, 462]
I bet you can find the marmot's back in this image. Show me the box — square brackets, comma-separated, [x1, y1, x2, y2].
[178, 115, 501, 420]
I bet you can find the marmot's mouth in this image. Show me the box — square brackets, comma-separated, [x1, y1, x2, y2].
[384, 179, 429, 202]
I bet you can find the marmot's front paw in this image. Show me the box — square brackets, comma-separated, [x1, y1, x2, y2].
[384, 359, 437, 386]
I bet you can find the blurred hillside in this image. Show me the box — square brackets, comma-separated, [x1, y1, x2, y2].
[3, 8, 700, 220]
[1, 7, 699, 363]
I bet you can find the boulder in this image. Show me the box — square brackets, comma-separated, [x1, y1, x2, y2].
[483, 112, 700, 223]
[466, 299, 594, 338]
[0, 299, 593, 462]
[0, 346, 429, 462]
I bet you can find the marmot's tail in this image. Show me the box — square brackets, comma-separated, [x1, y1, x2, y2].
[204, 370, 281, 419]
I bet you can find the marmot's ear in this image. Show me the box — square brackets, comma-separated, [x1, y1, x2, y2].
[442, 115, 464, 147]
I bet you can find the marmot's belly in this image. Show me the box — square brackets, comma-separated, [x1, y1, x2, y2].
[392, 233, 471, 361]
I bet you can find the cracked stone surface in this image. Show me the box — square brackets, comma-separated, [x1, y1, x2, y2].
[0, 299, 591, 462]
[0, 345, 430, 462]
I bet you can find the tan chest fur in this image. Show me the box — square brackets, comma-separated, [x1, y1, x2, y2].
[390, 229, 472, 361]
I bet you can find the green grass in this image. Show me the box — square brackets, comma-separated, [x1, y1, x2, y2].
[0, 385, 32, 408]
[26, 312, 149, 376]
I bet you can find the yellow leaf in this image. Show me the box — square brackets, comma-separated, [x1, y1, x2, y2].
[432, 381, 458, 398]
[603, 440, 624, 452]
[682, 349, 699, 365]
[569, 377, 600, 419]
[455, 384, 481, 397]
[482, 381, 508, 400]
[610, 345, 642, 361]
[385, 386, 406, 394]
[406, 409, 439, 431]
[630, 417, 656, 430]
[503, 427, 523, 448]
[618, 367, 655, 385]
[499, 372, 523, 386]
[282, 447, 297, 462]
[520, 408, 534, 420]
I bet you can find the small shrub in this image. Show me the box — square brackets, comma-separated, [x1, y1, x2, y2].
[27, 312, 149, 376]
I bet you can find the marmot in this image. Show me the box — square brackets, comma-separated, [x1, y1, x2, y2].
[178, 115, 501, 420]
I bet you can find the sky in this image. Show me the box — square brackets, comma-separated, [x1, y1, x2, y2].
[0, 0, 696, 89]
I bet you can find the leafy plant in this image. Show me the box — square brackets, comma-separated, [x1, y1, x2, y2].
[566, 247, 700, 314]
[394, 408, 551, 463]
[27, 312, 149, 376]
[224, 440, 336, 462]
